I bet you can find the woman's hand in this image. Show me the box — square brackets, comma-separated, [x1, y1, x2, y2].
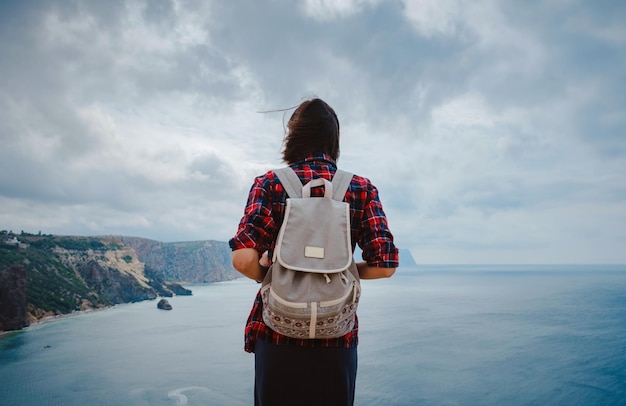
[259, 251, 270, 268]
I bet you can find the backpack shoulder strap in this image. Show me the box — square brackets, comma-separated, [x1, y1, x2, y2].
[273, 167, 302, 198]
[274, 167, 353, 200]
[331, 169, 353, 201]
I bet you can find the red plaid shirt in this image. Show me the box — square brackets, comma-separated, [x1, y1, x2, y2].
[230, 153, 399, 352]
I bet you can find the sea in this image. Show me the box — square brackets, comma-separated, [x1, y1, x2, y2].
[1, 265, 625, 406]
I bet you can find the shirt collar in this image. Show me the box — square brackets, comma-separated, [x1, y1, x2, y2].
[296, 153, 337, 168]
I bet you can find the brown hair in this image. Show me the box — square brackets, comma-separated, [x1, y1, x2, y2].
[281, 98, 340, 164]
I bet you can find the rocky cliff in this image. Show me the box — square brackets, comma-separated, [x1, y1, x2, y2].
[120, 237, 238, 283]
[0, 265, 28, 331]
[0, 232, 237, 332]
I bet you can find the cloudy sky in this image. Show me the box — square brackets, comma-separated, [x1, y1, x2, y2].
[1, 0, 624, 264]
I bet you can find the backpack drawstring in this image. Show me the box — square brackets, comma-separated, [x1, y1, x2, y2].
[323, 273, 349, 285]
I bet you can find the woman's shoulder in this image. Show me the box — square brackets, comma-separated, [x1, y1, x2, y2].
[253, 169, 279, 184]
[245, 170, 281, 197]
[345, 171, 376, 190]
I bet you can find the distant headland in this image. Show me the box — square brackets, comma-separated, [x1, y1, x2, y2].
[0, 231, 238, 333]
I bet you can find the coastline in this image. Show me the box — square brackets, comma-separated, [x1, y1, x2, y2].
[0, 288, 200, 336]
[1, 305, 116, 337]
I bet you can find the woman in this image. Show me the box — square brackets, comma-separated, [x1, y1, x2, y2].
[229, 98, 399, 405]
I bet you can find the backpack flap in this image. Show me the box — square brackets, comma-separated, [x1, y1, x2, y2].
[275, 196, 352, 273]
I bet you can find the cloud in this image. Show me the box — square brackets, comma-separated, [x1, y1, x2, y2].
[302, 0, 381, 21]
[0, 0, 624, 263]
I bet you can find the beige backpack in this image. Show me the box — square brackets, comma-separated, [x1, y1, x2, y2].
[261, 167, 361, 339]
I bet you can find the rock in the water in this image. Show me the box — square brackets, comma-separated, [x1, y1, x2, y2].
[157, 298, 172, 310]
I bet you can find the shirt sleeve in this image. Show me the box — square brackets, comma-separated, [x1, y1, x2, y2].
[357, 183, 399, 268]
[229, 174, 276, 253]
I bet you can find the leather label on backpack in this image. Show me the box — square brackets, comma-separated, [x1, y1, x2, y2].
[305, 246, 325, 259]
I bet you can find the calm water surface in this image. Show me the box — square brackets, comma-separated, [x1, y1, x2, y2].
[1, 265, 625, 405]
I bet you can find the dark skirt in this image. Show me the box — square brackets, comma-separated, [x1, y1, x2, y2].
[254, 340, 358, 406]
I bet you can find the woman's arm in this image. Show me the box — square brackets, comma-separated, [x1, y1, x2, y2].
[356, 182, 399, 277]
[232, 248, 267, 282]
[356, 262, 396, 279]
